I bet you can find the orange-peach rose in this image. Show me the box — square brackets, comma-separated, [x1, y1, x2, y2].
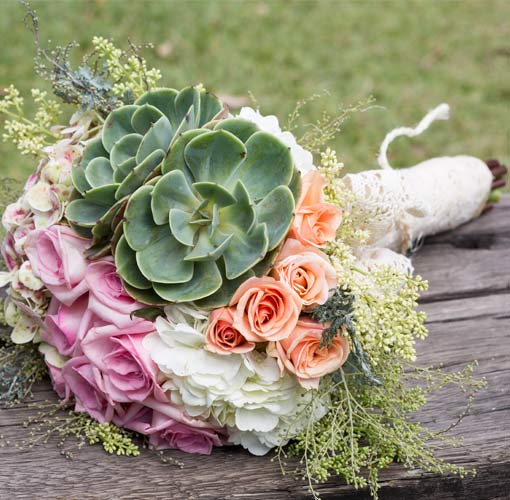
[205, 307, 255, 355]
[230, 276, 302, 342]
[268, 317, 350, 389]
[272, 238, 337, 307]
[289, 171, 342, 247]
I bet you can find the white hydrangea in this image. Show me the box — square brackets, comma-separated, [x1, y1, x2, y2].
[144, 305, 321, 455]
[237, 107, 316, 175]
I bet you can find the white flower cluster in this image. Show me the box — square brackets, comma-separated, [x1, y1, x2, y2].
[144, 305, 325, 455]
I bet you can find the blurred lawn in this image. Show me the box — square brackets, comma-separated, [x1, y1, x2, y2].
[0, 0, 508, 180]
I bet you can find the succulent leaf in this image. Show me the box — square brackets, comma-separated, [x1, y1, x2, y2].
[102, 105, 137, 152]
[152, 260, 222, 303]
[151, 170, 200, 224]
[110, 134, 142, 170]
[66, 199, 109, 227]
[131, 104, 165, 135]
[85, 158, 114, 187]
[233, 131, 294, 200]
[136, 232, 193, 284]
[184, 129, 246, 184]
[256, 185, 295, 250]
[214, 118, 259, 143]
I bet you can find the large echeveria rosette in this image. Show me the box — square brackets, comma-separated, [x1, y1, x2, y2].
[66, 87, 301, 307]
[116, 120, 299, 307]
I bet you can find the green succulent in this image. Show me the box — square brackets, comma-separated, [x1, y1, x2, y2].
[66, 86, 301, 307]
[115, 117, 300, 307]
[65, 86, 224, 255]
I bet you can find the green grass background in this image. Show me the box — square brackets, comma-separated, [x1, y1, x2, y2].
[0, 0, 508, 180]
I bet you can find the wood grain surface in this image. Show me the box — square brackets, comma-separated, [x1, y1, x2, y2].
[1, 202, 509, 500]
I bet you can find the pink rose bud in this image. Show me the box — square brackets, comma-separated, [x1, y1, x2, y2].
[289, 171, 342, 247]
[147, 411, 224, 455]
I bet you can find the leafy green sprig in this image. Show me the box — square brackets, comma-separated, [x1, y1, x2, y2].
[21, 1, 161, 116]
[311, 287, 355, 348]
[311, 288, 381, 386]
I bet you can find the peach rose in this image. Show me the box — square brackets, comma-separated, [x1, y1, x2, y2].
[205, 307, 255, 355]
[289, 171, 342, 247]
[272, 238, 337, 307]
[230, 276, 302, 342]
[268, 317, 350, 389]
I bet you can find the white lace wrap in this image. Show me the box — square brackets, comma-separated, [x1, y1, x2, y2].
[343, 104, 492, 255]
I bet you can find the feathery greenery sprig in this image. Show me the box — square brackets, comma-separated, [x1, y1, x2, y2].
[279, 360, 485, 499]
[1, 402, 140, 458]
[287, 93, 375, 155]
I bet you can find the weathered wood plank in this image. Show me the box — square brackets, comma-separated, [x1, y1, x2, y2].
[415, 200, 510, 302]
[1, 201, 509, 499]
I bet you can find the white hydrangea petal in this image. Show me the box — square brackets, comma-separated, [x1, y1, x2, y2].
[0, 271, 14, 288]
[235, 407, 279, 432]
[228, 429, 272, 456]
[243, 351, 280, 382]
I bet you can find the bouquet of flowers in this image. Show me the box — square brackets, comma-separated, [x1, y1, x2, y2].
[0, 6, 505, 498]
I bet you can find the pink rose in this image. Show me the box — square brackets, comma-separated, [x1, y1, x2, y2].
[272, 238, 337, 307]
[80, 321, 166, 404]
[62, 355, 115, 422]
[289, 171, 342, 247]
[147, 411, 224, 455]
[62, 319, 166, 421]
[43, 295, 98, 357]
[268, 317, 350, 389]
[86, 257, 146, 328]
[205, 307, 255, 355]
[230, 276, 302, 342]
[25, 225, 89, 305]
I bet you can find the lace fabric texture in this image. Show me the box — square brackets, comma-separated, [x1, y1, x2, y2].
[343, 103, 492, 275]
[343, 155, 492, 255]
